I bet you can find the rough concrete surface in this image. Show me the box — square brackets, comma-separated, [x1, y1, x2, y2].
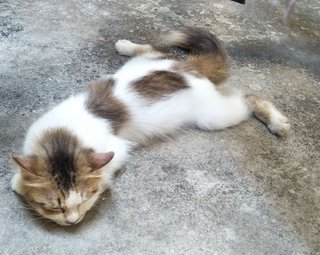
[0, 0, 319, 254]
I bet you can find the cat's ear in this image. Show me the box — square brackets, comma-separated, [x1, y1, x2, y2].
[11, 155, 41, 177]
[88, 152, 115, 171]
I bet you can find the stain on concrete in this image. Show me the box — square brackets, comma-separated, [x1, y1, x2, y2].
[0, 1, 23, 38]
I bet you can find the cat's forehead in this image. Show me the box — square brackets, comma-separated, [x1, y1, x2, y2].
[38, 128, 86, 190]
[65, 190, 83, 207]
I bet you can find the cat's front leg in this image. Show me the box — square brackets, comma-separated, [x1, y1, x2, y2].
[115, 40, 164, 58]
[11, 172, 23, 195]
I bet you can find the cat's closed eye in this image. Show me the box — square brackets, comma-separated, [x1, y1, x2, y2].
[31, 201, 64, 212]
[46, 207, 64, 213]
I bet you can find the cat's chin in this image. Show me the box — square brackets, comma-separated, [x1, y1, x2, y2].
[55, 216, 85, 226]
[56, 222, 75, 226]
[46, 213, 86, 226]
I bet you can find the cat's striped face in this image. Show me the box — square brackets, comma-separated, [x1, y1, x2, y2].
[12, 128, 114, 226]
[25, 181, 101, 226]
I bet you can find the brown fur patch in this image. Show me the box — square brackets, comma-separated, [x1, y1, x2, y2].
[86, 78, 129, 133]
[132, 71, 189, 100]
[246, 94, 271, 124]
[183, 54, 229, 84]
[166, 27, 229, 85]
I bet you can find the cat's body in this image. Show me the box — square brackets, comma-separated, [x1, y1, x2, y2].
[11, 28, 290, 226]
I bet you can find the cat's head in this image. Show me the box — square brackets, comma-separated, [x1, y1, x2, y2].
[12, 152, 114, 226]
[12, 128, 114, 226]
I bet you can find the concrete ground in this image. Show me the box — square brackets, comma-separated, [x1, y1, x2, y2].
[0, 0, 319, 254]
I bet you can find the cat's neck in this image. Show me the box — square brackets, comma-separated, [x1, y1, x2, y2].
[23, 92, 115, 154]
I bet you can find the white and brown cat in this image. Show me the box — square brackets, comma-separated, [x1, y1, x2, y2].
[11, 27, 290, 226]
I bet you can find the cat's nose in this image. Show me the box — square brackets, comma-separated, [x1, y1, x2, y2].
[65, 212, 81, 225]
[66, 218, 80, 225]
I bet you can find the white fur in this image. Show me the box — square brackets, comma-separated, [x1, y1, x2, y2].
[64, 190, 82, 224]
[11, 172, 22, 194]
[114, 53, 175, 83]
[66, 190, 82, 207]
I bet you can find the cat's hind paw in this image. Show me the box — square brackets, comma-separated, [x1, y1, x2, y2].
[268, 110, 290, 137]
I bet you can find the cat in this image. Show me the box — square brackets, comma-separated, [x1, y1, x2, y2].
[11, 27, 290, 226]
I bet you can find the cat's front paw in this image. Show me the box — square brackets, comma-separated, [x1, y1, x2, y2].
[268, 111, 290, 137]
[115, 39, 136, 56]
[11, 173, 23, 195]
[115, 40, 153, 56]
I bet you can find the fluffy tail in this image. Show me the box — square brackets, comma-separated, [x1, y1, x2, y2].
[165, 27, 229, 85]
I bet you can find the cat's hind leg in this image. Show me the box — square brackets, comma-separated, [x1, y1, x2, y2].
[192, 83, 290, 137]
[246, 94, 290, 137]
[193, 89, 250, 131]
[115, 40, 164, 58]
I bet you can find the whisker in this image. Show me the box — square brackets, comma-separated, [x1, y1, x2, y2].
[17, 205, 35, 211]
[40, 220, 53, 228]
